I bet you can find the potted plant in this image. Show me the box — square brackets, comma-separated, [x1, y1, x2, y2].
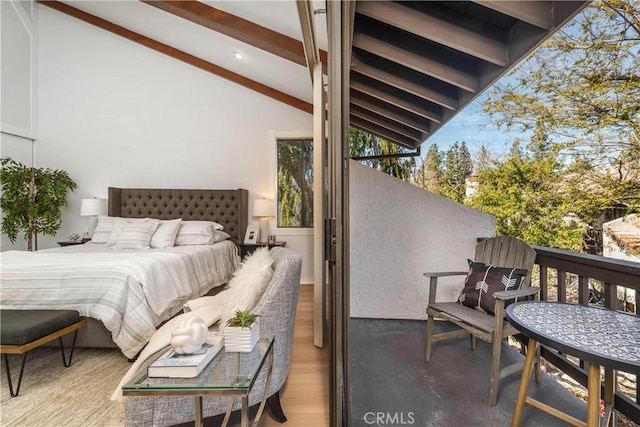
[0, 157, 77, 251]
[223, 309, 260, 352]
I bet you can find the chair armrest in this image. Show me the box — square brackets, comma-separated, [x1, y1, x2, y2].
[424, 271, 467, 304]
[423, 271, 468, 278]
[493, 287, 540, 300]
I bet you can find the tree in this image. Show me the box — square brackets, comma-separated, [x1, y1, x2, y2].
[277, 139, 313, 227]
[484, 1, 639, 163]
[413, 143, 442, 191]
[482, 0, 640, 215]
[349, 129, 417, 180]
[440, 141, 473, 203]
[467, 144, 584, 251]
[0, 158, 77, 250]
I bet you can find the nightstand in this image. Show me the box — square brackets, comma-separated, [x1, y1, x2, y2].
[239, 241, 286, 259]
[57, 238, 91, 247]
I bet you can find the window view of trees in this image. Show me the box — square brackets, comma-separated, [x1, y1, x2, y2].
[277, 138, 313, 228]
[350, 0, 639, 253]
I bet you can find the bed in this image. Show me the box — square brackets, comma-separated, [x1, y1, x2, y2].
[0, 188, 248, 359]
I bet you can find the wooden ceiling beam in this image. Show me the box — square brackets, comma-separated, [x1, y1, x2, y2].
[350, 91, 431, 135]
[473, 1, 555, 30]
[352, 64, 457, 111]
[357, 1, 508, 66]
[351, 78, 442, 123]
[143, 1, 328, 74]
[350, 117, 420, 149]
[351, 105, 425, 141]
[38, 1, 312, 114]
[352, 32, 478, 93]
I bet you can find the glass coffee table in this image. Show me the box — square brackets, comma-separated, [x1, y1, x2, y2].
[123, 336, 274, 427]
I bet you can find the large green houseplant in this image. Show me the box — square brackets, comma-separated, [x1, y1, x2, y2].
[0, 157, 77, 251]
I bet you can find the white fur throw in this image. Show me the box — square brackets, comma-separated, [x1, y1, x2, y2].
[111, 247, 274, 401]
[185, 247, 274, 324]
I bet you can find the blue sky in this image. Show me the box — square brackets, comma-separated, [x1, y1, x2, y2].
[424, 84, 526, 160]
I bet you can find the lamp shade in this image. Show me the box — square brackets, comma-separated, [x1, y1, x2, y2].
[80, 198, 107, 216]
[253, 198, 275, 217]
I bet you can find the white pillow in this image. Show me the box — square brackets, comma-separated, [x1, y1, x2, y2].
[91, 216, 120, 244]
[105, 217, 149, 247]
[218, 247, 274, 325]
[112, 219, 159, 250]
[150, 218, 182, 248]
[174, 221, 224, 246]
[212, 230, 231, 243]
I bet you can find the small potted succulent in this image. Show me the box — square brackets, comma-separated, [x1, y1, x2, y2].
[223, 309, 260, 352]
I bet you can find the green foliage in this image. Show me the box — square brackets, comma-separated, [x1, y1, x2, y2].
[414, 141, 473, 203]
[225, 309, 259, 328]
[0, 158, 77, 251]
[277, 139, 313, 228]
[349, 129, 416, 180]
[414, 143, 443, 191]
[440, 142, 473, 203]
[482, 0, 640, 213]
[467, 145, 584, 251]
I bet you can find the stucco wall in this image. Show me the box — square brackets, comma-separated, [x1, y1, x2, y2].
[349, 160, 495, 320]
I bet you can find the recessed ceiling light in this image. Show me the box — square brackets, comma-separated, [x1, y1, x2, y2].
[234, 52, 244, 60]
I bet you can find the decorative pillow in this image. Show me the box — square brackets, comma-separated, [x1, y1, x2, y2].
[111, 219, 159, 250]
[105, 217, 150, 247]
[150, 218, 182, 248]
[91, 216, 121, 244]
[218, 247, 274, 324]
[174, 221, 224, 246]
[212, 230, 231, 243]
[458, 260, 528, 315]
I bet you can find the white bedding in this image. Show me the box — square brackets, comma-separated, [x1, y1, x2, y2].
[0, 241, 239, 358]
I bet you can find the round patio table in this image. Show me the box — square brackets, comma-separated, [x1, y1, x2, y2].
[506, 301, 640, 427]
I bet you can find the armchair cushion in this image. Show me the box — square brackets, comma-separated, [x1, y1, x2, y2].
[458, 260, 528, 315]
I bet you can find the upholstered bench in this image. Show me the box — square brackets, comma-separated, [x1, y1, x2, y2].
[0, 310, 86, 397]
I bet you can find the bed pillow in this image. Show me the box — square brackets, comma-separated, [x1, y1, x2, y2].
[105, 217, 150, 247]
[174, 221, 224, 246]
[150, 218, 182, 248]
[212, 230, 231, 243]
[458, 260, 529, 315]
[111, 219, 160, 250]
[91, 216, 121, 244]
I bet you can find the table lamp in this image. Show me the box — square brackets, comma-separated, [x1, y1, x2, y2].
[252, 198, 275, 244]
[80, 198, 107, 237]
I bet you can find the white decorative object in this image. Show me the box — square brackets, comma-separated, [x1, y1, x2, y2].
[80, 198, 107, 237]
[224, 321, 259, 352]
[170, 316, 209, 354]
[69, 233, 82, 243]
[252, 198, 275, 243]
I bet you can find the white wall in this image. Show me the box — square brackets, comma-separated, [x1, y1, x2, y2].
[350, 161, 496, 320]
[1, 0, 38, 251]
[2, 5, 315, 282]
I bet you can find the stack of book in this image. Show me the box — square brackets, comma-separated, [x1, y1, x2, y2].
[148, 332, 224, 378]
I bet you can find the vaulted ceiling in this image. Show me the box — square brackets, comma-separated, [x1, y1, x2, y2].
[40, 0, 589, 150]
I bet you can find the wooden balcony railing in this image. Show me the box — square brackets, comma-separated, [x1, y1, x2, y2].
[532, 245, 640, 424]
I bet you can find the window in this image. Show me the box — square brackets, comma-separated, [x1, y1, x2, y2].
[276, 138, 313, 228]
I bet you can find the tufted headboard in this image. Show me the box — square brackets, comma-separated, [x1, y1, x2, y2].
[107, 187, 248, 244]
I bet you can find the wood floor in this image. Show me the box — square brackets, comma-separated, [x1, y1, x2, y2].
[0, 284, 329, 427]
[261, 284, 329, 426]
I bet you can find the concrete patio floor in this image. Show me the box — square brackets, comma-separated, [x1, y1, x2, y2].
[350, 317, 589, 427]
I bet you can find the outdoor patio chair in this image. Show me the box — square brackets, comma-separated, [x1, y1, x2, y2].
[424, 236, 539, 406]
